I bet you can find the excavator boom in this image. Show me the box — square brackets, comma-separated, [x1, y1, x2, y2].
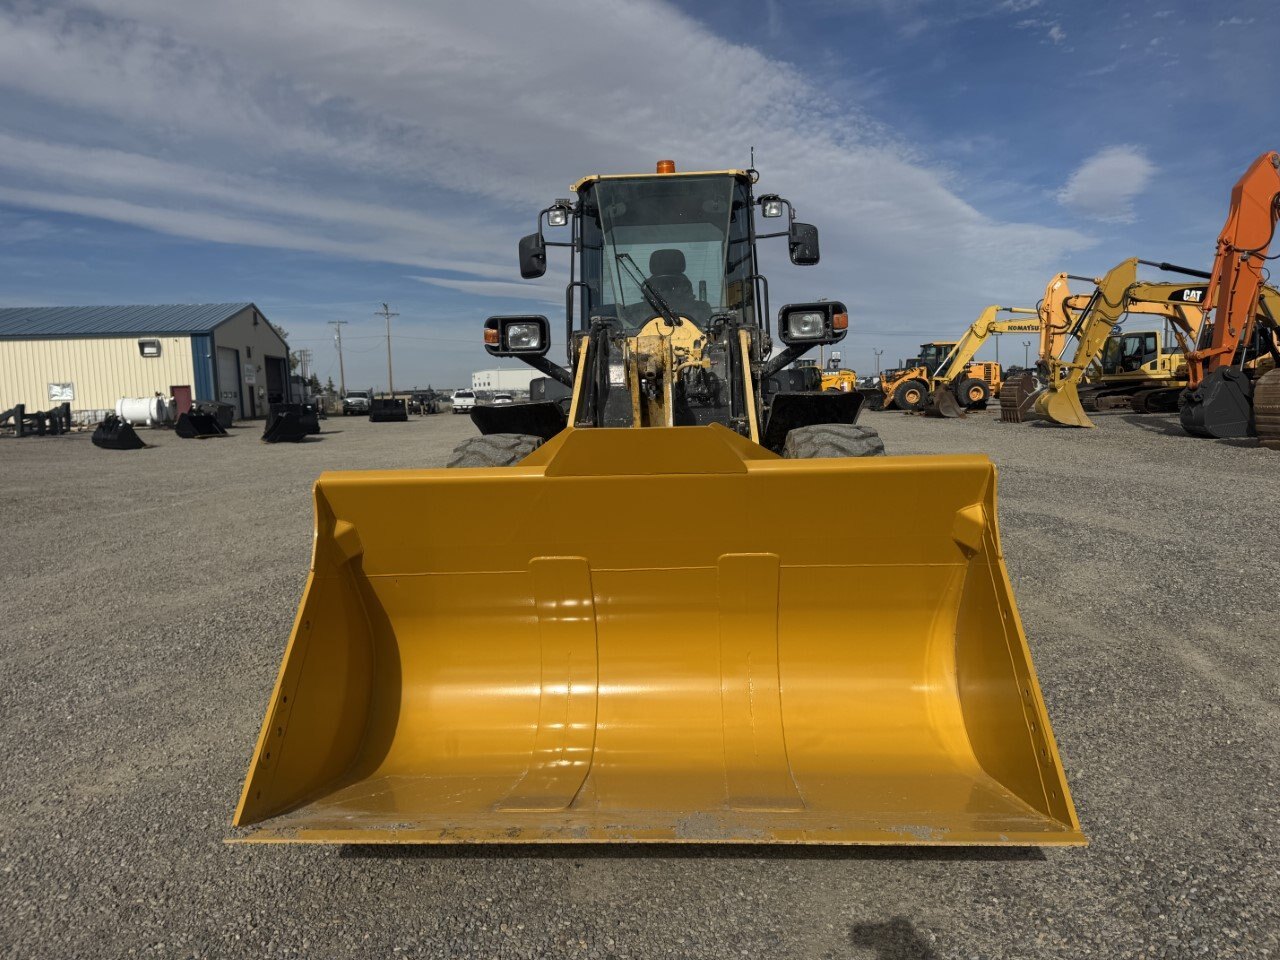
[1181, 151, 1280, 439]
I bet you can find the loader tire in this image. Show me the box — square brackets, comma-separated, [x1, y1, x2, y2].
[782, 423, 885, 458]
[447, 433, 543, 468]
[955, 377, 990, 409]
[893, 379, 929, 412]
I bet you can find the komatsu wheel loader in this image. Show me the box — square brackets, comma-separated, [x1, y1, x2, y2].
[922, 306, 1041, 417]
[232, 162, 1083, 846]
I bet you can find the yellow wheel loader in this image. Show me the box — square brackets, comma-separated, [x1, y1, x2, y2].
[232, 162, 1083, 846]
[873, 341, 956, 411]
[922, 306, 1041, 417]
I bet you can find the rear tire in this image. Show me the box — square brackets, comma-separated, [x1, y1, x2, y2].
[955, 377, 990, 409]
[447, 433, 543, 468]
[893, 379, 929, 412]
[782, 423, 885, 458]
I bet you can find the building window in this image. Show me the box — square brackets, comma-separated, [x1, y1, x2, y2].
[138, 339, 161, 357]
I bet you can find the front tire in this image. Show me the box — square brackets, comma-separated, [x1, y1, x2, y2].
[782, 423, 885, 458]
[893, 379, 929, 412]
[447, 433, 544, 467]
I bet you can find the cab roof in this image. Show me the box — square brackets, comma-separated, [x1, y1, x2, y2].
[571, 169, 751, 193]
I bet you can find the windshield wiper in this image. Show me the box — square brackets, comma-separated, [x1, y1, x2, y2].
[615, 252, 682, 327]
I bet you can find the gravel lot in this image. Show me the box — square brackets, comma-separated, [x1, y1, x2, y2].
[2, 409, 1277, 959]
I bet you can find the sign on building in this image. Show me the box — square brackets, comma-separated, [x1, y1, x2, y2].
[243, 362, 257, 385]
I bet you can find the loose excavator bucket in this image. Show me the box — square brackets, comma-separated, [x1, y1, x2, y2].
[924, 385, 965, 418]
[1033, 380, 1095, 428]
[232, 426, 1083, 846]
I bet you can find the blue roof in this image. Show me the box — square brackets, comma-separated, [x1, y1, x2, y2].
[0, 303, 255, 339]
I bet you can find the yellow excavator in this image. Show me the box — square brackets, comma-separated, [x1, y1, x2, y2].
[922, 306, 1042, 417]
[1000, 273, 1085, 422]
[1031, 258, 1213, 427]
[232, 161, 1083, 846]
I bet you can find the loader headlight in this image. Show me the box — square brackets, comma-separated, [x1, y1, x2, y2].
[547, 201, 571, 227]
[777, 301, 849, 347]
[484, 315, 551, 357]
[786, 311, 825, 340]
[760, 194, 785, 219]
[505, 322, 542, 351]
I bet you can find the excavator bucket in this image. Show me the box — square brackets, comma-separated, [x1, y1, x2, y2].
[1179, 369, 1254, 439]
[232, 425, 1083, 846]
[923, 385, 964, 418]
[1033, 380, 1095, 428]
[999, 374, 1040, 423]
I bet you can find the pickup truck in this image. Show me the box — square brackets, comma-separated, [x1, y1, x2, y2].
[451, 390, 476, 414]
[342, 390, 371, 416]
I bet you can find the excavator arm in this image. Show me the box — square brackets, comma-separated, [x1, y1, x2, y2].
[1186, 152, 1280, 382]
[1180, 152, 1280, 439]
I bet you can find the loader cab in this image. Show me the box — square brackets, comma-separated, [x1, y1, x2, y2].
[917, 342, 958, 376]
[485, 161, 854, 449]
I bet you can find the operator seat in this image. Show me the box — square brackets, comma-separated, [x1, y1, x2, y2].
[647, 249, 710, 322]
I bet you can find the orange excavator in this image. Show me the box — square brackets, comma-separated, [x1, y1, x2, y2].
[1179, 151, 1280, 441]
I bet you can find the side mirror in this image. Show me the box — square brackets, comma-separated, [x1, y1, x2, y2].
[484, 315, 551, 357]
[777, 301, 848, 346]
[519, 233, 547, 279]
[789, 222, 820, 266]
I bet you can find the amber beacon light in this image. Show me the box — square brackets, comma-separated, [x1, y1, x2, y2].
[656, 159, 676, 174]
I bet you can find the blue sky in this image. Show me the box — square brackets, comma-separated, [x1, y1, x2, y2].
[0, 0, 1273, 388]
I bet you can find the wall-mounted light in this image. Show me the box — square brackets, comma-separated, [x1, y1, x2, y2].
[138, 339, 162, 357]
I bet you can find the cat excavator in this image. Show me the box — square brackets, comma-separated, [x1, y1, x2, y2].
[231, 161, 1082, 846]
[1030, 258, 1212, 428]
[923, 306, 1041, 417]
[1179, 151, 1280, 441]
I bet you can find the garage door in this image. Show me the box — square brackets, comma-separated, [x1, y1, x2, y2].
[216, 346, 241, 417]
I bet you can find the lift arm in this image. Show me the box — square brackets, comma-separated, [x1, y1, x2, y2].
[1186, 151, 1280, 384]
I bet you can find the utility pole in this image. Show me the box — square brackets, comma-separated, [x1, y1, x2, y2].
[873, 348, 883, 376]
[376, 302, 399, 396]
[1023, 340, 1032, 368]
[328, 320, 348, 396]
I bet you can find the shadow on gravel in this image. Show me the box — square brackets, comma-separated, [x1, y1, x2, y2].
[1118, 414, 1185, 437]
[850, 917, 940, 960]
[338, 843, 1045, 863]
[1118, 414, 1265, 447]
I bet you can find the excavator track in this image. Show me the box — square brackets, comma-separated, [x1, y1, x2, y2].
[1254, 368, 1280, 449]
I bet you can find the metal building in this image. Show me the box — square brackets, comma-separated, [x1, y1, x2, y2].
[0, 303, 292, 420]
[471, 367, 537, 394]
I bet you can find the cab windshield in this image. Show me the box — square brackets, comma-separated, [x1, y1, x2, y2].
[579, 175, 755, 329]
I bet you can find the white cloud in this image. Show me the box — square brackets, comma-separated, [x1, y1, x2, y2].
[1056, 146, 1156, 224]
[0, 0, 1096, 380]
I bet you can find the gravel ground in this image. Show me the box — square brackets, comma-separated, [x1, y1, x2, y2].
[1, 409, 1277, 959]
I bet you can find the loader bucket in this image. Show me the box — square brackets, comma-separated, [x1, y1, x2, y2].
[1033, 381, 1095, 428]
[232, 425, 1083, 846]
[175, 412, 228, 439]
[92, 415, 146, 450]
